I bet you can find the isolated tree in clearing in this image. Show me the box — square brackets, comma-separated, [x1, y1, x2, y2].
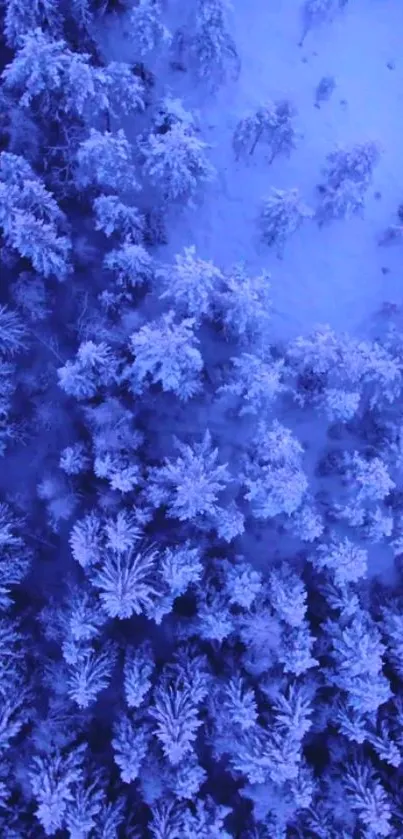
[317, 141, 381, 224]
[259, 187, 313, 256]
[233, 99, 297, 163]
[299, 0, 335, 47]
[323, 141, 380, 189]
[190, 0, 240, 90]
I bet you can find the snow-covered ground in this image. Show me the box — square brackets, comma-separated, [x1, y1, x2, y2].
[99, 0, 403, 341]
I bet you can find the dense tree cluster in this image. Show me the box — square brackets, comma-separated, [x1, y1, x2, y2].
[0, 0, 402, 837]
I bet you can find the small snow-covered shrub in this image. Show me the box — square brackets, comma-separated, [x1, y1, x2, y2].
[378, 224, 403, 246]
[260, 188, 313, 255]
[153, 95, 198, 135]
[314, 75, 336, 107]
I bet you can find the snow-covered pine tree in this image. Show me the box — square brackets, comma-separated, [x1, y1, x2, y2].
[146, 430, 232, 527]
[317, 177, 366, 224]
[93, 195, 144, 240]
[233, 99, 297, 162]
[141, 121, 216, 205]
[0, 151, 72, 279]
[92, 544, 160, 619]
[242, 420, 308, 519]
[112, 714, 150, 783]
[127, 312, 204, 400]
[189, 0, 240, 90]
[259, 188, 313, 256]
[343, 760, 392, 838]
[104, 240, 153, 292]
[124, 0, 171, 56]
[150, 679, 202, 766]
[219, 352, 287, 415]
[311, 535, 368, 585]
[299, 0, 335, 47]
[29, 745, 87, 835]
[123, 642, 154, 709]
[216, 262, 272, 345]
[3, 0, 61, 48]
[75, 128, 139, 192]
[317, 141, 380, 223]
[157, 245, 225, 320]
[58, 340, 119, 400]
[2, 29, 145, 124]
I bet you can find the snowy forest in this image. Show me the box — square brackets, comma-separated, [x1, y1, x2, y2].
[2, 0, 403, 836]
